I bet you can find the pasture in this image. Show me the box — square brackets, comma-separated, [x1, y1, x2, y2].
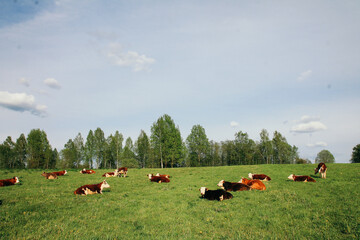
[0, 164, 359, 239]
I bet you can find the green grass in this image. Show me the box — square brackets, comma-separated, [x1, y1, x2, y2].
[0, 164, 359, 239]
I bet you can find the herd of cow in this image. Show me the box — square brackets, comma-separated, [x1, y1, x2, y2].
[0, 163, 327, 200]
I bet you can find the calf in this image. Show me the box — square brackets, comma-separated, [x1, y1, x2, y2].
[80, 169, 96, 174]
[74, 180, 110, 195]
[52, 170, 67, 176]
[118, 167, 128, 177]
[155, 173, 171, 178]
[288, 174, 316, 182]
[148, 174, 170, 183]
[102, 170, 119, 177]
[248, 173, 271, 181]
[239, 177, 266, 191]
[217, 180, 251, 192]
[199, 187, 233, 201]
[41, 172, 58, 179]
[0, 177, 19, 187]
[314, 163, 327, 179]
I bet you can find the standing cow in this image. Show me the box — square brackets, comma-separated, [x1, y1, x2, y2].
[314, 163, 327, 179]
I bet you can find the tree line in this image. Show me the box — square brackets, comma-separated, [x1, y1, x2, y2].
[0, 114, 344, 169]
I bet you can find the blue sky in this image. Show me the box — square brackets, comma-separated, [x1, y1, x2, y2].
[0, 0, 359, 163]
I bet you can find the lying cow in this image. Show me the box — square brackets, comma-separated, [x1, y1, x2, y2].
[155, 173, 171, 178]
[199, 187, 233, 201]
[314, 163, 327, 179]
[74, 180, 110, 195]
[148, 174, 170, 183]
[217, 180, 251, 192]
[52, 170, 67, 176]
[0, 177, 19, 187]
[41, 172, 58, 179]
[80, 169, 96, 174]
[248, 173, 271, 181]
[102, 170, 119, 177]
[239, 177, 266, 191]
[288, 174, 316, 182]
[118, 167, 128, 177]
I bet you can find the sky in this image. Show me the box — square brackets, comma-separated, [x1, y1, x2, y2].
[0, 0, 359, 163]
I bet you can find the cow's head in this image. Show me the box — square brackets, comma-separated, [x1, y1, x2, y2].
[217, 180, 225, 188]
[239, 177, 247, 184]
[102, 180, 110, 188]
[314, 168, 319, 174]
[148, 174, 153, 179]
[199, 187, 208, 195]
[155, 173, 160, 176]
[248, 173, 253, 179]
[287, 174, 294, 180]
[14, 177, 19, 184]
[64, 170, 67, 175]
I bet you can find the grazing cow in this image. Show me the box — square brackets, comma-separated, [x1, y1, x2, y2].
[102, 170, 119, 177]
[80, 169, 96, 174]
[239, 177, 266, 191]
[199, 187, 233, 201]
[118, 167, 128, 177]
[41, 172, 58, 179]
[74, 180, 110, 195]
[248, 173, 271, 181]
[0, 177, 19, 187]
[148, 174, 170, 183]
[217, 180, 251, 192]
[155, 173, 171, 178]
[314, 163, 327, 179]
[52, 170, 67, 176]
[288, 174, 316, 182]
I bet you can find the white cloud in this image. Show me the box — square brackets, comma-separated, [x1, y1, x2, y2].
[230, 121, 239, 127]
[19, 78, 30, 87]
[297, 70, 312, 82]
[107, 43, 155, 72]
[306, 141, 328, 147]
[291, 121, 327, 133]
[44, 78, 61, 89]
[0, 91, 47, 117]
[298, 115, 320, 123]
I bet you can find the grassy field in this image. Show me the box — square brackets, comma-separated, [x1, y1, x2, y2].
[0, 164, 359, 239]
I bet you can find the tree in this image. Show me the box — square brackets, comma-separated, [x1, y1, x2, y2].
[113, 131, 124, 168]
[259, 129, 273, 164]
[0, 137, 15, 168]
[350, 144, 360, 163]
[27, 129, 52, 168]
[135, 130, 150, 168]
[151, 114, 183, 168]
[315, 149, 335, 163]
[61, 139, 77, 168]
[73, 133, 84, 168]
[84, 130, 95, 168]
[186, 124, 210, 167]
[122, 137, 138, 168]
[94, 128, 106, 168]
[14, 134, 27, 168]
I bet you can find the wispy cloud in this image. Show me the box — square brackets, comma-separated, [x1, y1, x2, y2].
[44, 78, 61, 89]
[0, 91, 47, 117]
[230, 121, 239, 127]
[297, 70, 312, 82]
[306, 141, 328, 147]
[291, 115, 327, 133]
[19, 78, 30, 87]
[107, 43, 155, 72]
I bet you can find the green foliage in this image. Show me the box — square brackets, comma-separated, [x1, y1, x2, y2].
[0, 164, 359, 239]
[186, 124, 210, 167]
[315, 149, 335, 163]
[350, 144, 360, 163]
[135, 130, 150, 168]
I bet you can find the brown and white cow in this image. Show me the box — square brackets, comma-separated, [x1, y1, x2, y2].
[102, 169, 119, 177]
[52, 170, 67, 176]
[148, 174, 170, 183]
[80, 169, 96, 174]
[217, 180, 251, 192]
[0, 177, 19, 187]
[248, 173, 271, 181]
[288, 174, 316, 182]
[41, 172, 58, 179]
[239, 177, 266, 191]
[155, 173, 171, 178]
[199, 187, 233, 201]
[74, 180, 110, 195]
[314, 163, 327, 179]
[118, 167, 128, 177]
